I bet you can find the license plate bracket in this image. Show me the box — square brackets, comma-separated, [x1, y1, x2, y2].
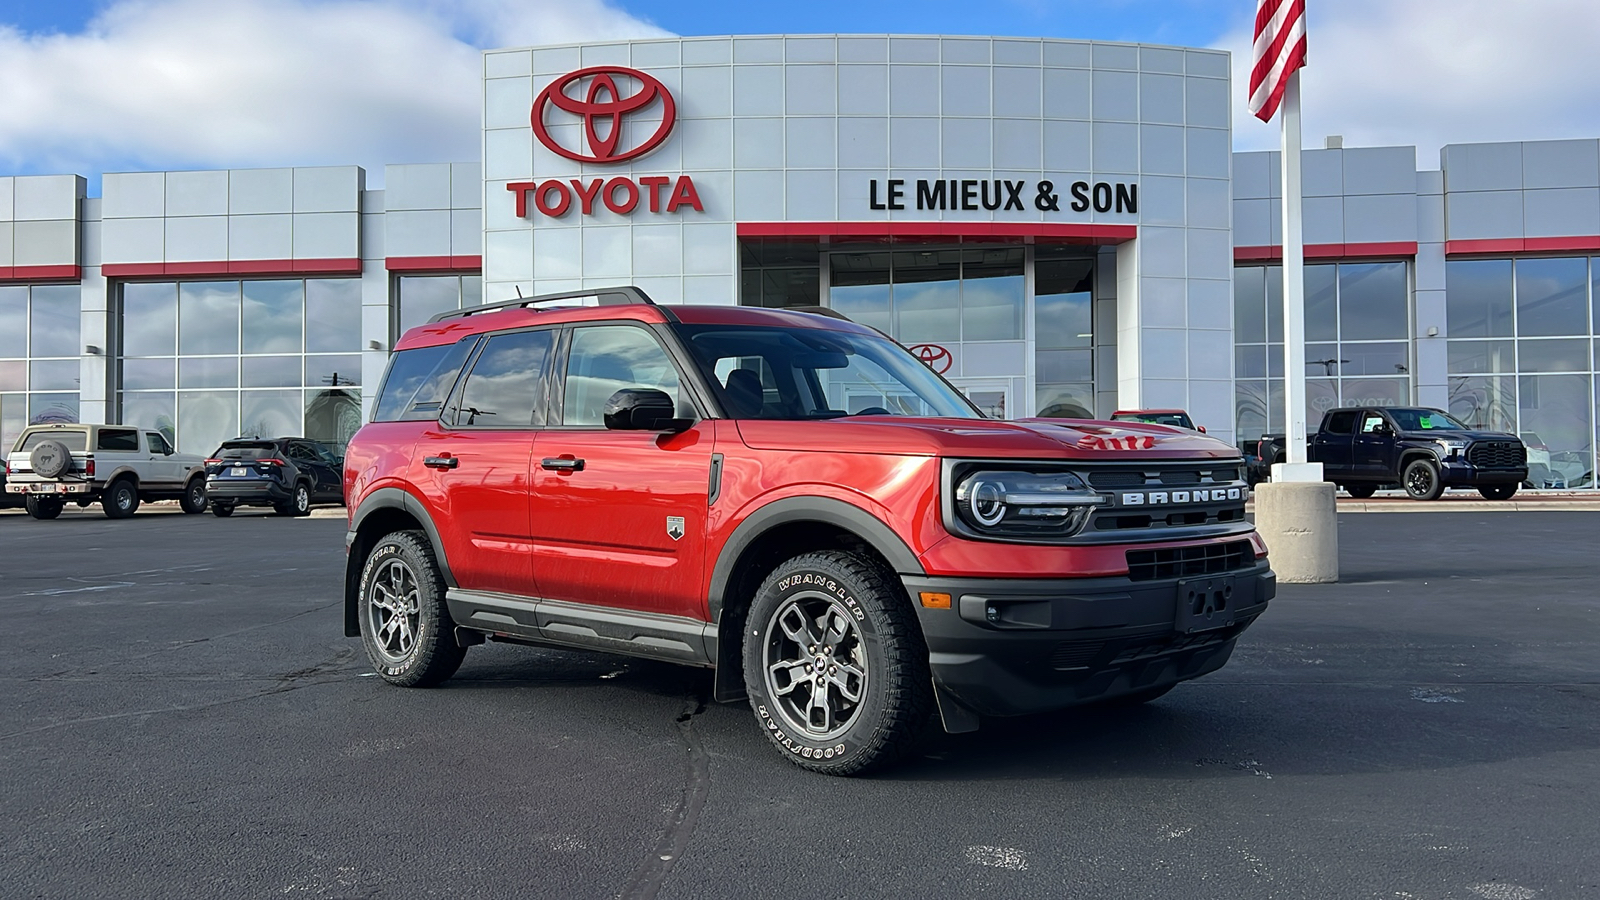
[1175, 574, 1237, 633]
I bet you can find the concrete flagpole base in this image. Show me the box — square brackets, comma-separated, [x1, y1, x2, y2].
[1254, 479, 1339, 584]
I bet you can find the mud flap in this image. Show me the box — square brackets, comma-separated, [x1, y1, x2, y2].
[933, 680, 981, 734]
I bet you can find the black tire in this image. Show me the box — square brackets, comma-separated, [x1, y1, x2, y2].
[743, 550, 933, 776]
[1478, 483, 1518, 501]
[276, 482, 311, 517]
[357, 530, 465, 687]
[25, 495, 64, 520]
[211, 503, 234, 518]
[102, 479, 140, 518]
[180, 477, 208, 514]
[1402, 458, 1445, 500]
[1344, 483, 1378, 499]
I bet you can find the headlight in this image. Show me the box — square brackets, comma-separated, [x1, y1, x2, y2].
[1434, 439, 1467, 459]
[953, 469, 1106, 539]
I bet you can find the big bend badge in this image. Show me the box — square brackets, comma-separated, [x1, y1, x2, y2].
[666, 516, 685, 541]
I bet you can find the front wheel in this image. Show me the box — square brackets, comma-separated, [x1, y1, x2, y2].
[1478, 483, 1518, 501]
[211, 503, 234, 518]
[1402, 459, 1445, 501]
[180, 478, 207, 514]
[25, 495, 64, 520]
[357, 530, 465, 687]
[743, 550, 933, 776]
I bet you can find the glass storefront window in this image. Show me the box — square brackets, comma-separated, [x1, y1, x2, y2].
[1519, 338, 1590, 372]
[178, 282, 240, 355]
[0, 284, 82, 454]
[1519, 374, 1594, 488]
[1446, 258, 1513, 337]
[123, 282, 178, 356]
[305, 279, 362, 353]
[959, 248, 1024, 341]
[1036, 256, 1094, 350]
[0, 287, 27, 358]
[1515, 257, 1589, 337]
[1338, 262, 1409, 341]
[1305, 263, 1337, 342]
[243, 280, 304, 353]
[395, 274, 485, 336]
[1036, 383, 1094, 419]
[1448, 340, 1516, 374]
[29, 285, 81, 358]
[1448, 375, 1517, 433]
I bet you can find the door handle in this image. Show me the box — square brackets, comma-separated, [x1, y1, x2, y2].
[423, 455, 458, 469]
[540, 457, 585, 472]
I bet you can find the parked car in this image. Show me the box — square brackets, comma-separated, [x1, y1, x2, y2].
[342, 286, 1274, 775]
[1520, 432, 1554, 488]
[205, 437, 345, 517]
[1255, 407, 1526, 500]
[0, 460, 24, 509]
[1111, 409, 1205, 432]
[5, 424, 208, 519]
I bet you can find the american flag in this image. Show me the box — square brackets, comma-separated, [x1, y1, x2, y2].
[1248, 0, 1307, 122]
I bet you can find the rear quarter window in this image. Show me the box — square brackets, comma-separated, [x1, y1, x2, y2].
[97, 429, 140, 451]
[371, 338, 478, 423]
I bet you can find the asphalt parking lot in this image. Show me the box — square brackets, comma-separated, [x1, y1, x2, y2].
[2, 506, 1596, 900]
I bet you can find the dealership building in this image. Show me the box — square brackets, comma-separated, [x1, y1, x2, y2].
[2, 34, 1597, 488]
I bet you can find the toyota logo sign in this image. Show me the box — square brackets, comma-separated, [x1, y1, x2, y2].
[908, 343, 953, 374]
[531, 66, 677, 164]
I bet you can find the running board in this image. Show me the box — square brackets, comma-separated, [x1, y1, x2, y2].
[445, 589, 716, 668]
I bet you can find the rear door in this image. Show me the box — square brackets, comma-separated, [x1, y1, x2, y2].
[527, 322, 715, 618]
[286, 441, 341, 500]
[1311, 410, 1357, 476]
[412, 327, 556, 597]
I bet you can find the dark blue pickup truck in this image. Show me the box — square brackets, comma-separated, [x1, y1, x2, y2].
[1250, 406, 1527, 500]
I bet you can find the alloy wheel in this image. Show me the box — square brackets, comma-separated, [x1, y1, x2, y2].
[762, 591, 869, 741]
[367, 558, 422, 664]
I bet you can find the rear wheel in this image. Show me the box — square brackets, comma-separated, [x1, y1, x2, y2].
[180, 477, 207, 514]
[1344, 483, 1378, 499]
[102, 479, 140, 518]
[743, 550, 933, 776]
[1402, 459, 1445, 501]
[211, 503, 234, 518]
[1478, 483, 1518, 501]
[276, 482, 311, 517]
[25, 495, 64, 519]
[357, 530, 465, 687]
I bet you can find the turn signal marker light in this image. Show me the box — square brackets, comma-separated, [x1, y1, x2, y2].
[919, 592, 952, 609]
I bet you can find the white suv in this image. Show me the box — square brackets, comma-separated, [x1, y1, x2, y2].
[5, 424, 208, 519]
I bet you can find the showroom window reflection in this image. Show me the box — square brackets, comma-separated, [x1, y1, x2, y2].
[1445, 256, 1596, 489]
[1233, 261, 1411, 444]
[0, 283, 81, 457]
[395, 274, 484, 336]
[117, 279, 364, 455]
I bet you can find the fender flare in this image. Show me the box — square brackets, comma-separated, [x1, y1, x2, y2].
[706, 495, 925, 626]
[344, 487, 457, 636]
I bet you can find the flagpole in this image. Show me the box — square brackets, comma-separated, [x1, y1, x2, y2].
[1273, 69, 1321, 482]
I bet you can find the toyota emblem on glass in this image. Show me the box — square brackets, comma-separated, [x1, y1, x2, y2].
[908, 343, 953, 374]
[531, 65, 676, 163]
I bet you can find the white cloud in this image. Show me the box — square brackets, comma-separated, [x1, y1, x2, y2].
[0, 0, 669, 184]
[1220, 0, 1600, 165]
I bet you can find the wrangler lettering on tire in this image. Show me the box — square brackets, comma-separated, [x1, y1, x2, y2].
[357, 530, 466, 687]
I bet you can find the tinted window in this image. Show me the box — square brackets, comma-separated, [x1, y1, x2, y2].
[1323, 410, 1357, 434]
[563, 325, 682, 427]
[286, 442, 318, 461]
[217, 442, 276, 460]
[453, 330, 554, 427]
[1446, 259, 1513, 338]
[371, 339, 477, 423]
[1388, 408, 1468, 431]
[97, 428, 140, 451]
[20, 430, 89, 452]
[1515, 257, 1588, 337]
[146, 432, 174, 455]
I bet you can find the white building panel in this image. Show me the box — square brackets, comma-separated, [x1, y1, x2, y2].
[163, 215, 228, 262]
[229, 168, 294, 215]
[164, 170, 229, 217]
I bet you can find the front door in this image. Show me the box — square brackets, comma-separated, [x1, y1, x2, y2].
[1352, 409, 1393, 477]
[528, 323, 714, 618]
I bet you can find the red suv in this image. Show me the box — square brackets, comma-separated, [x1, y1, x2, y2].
[343, 288, 1273, 774]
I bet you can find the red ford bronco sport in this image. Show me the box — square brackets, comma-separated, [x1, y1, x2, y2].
[343, 287, 1274, 775]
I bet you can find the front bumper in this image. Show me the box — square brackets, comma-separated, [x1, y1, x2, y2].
[1437, 460, 1526, 486]
[904, 560, 1274, 718]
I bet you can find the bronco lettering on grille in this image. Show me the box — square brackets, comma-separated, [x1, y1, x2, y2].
[1120, 487, 1244, 506]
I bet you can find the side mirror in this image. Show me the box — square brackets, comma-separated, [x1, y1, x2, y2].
[604, 389, 691, 432]
[1374, 422, 1392, 435]
[1197, 425, 1207, 433]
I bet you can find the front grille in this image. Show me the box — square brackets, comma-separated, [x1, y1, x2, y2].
[1126, 540, 1254, 582]
[1468, 441, 1525, 469]
[1049, 640, 1104, 670]
[1088, 471, 1145, 489]
[1110, 628, 1236, 665]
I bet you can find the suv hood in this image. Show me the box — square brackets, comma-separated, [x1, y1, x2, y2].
[735, 417, 1241, 460]
[1397, 429, 1519, 443]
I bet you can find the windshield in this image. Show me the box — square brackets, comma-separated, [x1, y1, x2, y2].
[1113, 412, 1191, 428]
[1388, 408, 1469, 431]
[674, 324, 982, 420]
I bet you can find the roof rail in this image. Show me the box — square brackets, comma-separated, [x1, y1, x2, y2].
[428, 286, 657, 323]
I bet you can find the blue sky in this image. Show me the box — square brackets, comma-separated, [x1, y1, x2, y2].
[0, 0, 1596, 192]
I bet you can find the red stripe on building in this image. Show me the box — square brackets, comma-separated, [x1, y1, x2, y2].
[102, 258, 362, 278]
[1445, 236, 1600, 256]
[0, 264, 82, 282]
[737, 222, 1137, 244]
[1234, 242, 1418, 262]
[385, 255, 484, 272]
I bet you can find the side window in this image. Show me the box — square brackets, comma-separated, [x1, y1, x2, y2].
[1324, 411, 1357, 435]
[451, 329, 554, 427]
[562, 325, 683, 427]
[97, 429, 140, 452]
[1360, 413, 1386, 434]
[145, 432, 174, 455]
[371, 338, 478, 423]
[286, 442, 316, 462]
